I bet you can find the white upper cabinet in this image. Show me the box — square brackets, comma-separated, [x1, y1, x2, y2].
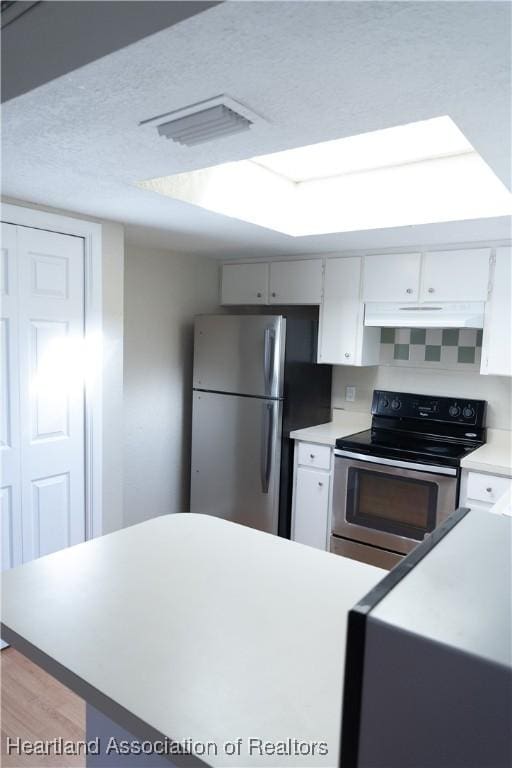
[318, 256, 379, 366]
[221, 262, 269, 305]
[481, 247, 511, 377]
[221, 259, 323, 306]
[362, 253, 421, 302]
[269, 259, 323, 305]
[420, 249, 491, 302]
[362, 249, 491, 303]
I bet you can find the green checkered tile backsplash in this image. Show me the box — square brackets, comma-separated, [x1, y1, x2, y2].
[380, 328, 482, 370]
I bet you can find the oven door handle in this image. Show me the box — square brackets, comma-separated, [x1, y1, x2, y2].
[333, 449, 457, 477]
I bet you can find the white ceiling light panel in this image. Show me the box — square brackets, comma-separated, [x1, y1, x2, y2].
[137, 116, 512, 236]
[252, 116, 474, 182]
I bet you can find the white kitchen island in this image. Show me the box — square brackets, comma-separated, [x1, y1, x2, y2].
[1, 514, 384, 768]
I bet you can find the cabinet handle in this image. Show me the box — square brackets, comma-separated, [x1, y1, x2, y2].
[428, 287, 435, 293]
[271, 292, 276, 298]
[310, 453, 315, 459]
[318, 482, 324, 487]
[344, 352, 351, 358]
[406, 288, 413, 294]
[256, 292, 262, 298]
[486, 487, 492, 493]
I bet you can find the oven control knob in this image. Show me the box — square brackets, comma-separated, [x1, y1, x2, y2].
[391, 398, 401, 410]
[381, 398, 389, 408]
[449, 405, 460, 418]
[463, 406, 475, 419]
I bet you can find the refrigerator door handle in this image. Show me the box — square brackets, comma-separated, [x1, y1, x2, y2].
[260, 402, 275, 494]
[263, 326, 276, 397]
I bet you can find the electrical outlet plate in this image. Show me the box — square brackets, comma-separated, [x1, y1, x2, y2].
[345, 386, 356, 402]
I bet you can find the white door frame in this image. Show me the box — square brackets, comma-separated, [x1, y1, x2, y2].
[1, 202, 103, 540]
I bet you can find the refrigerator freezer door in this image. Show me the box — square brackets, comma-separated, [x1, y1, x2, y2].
[193, 315, 285, 398]
[190, 391, 282, 534]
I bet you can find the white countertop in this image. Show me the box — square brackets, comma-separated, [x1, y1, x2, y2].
[1, 514, 384, 767]
[371, 510, 512, 667]
[290, 410, 371, 447]
[291, 413, 511, 478]
[460, 429, 512, 477]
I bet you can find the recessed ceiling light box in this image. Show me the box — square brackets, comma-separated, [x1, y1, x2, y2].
[137, 115, 512, 236]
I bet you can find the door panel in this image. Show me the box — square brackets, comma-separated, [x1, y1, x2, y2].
[32, 473, 71, 557]
[17, 226, 85, 562]
[190, 391, 281, 534]
[30, 320, 71, 440]
[193, 314, 285, 398]
[0, 223, 22, 569]
[1, 487, 15, 570]
[1, 318, 13, 449]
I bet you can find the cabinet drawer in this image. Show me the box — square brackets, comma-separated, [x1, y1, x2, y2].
[297, 442, 331, 470]
[330, 536, 403, 571]
[466, 472, 511, 504]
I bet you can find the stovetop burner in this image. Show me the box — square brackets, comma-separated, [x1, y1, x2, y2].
[336, 390, 486, 468]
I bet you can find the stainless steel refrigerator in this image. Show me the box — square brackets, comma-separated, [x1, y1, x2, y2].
[190, 314, 332, 536]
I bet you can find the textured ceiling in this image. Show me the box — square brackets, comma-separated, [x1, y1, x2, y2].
[2, 1, 511, 257]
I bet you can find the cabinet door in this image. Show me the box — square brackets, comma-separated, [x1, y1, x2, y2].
[319, 256, 379, 365]
[17, 227, 86, 562]
[293, 466, 330, 550]
[363, 253, 421, 302]
[1, 223, 22, 572]
[221, 263, 269, 305]
[420, 249, 490, 302]
[269, 259, 323, 304]
[482, 247, 512, 376]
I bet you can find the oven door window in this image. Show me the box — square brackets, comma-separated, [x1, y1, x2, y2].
[346, 467, 438, 541]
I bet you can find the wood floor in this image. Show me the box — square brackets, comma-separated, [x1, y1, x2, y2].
[1, 647, 85, 767]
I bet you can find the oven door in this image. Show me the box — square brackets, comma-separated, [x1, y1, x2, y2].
[332, 451, 458, 555]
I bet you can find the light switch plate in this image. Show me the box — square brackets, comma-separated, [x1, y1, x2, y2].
[345, 386, 356, 402]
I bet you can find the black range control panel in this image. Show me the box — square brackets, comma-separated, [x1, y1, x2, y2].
[371, 390, 487, 427]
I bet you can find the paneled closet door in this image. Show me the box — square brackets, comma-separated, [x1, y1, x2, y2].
[1, 223, 23, 571]
[17, 226, 86, 561]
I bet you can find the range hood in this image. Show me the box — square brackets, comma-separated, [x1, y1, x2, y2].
[364, 302, 485, 328]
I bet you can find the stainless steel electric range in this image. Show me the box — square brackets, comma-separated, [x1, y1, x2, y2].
[331, 390, 487, 569]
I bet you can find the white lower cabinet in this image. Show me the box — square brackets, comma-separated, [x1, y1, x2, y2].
[459, 469, 511, 513]
[291, 441, 332, 550]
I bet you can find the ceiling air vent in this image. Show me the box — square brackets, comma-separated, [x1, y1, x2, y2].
[139, 95, 263, 147]
[158, 104, 251, 146]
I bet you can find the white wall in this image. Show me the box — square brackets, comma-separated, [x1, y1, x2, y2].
[100, 222, 125, 533]
[123, 244, 220, 526]
[332, 365, 512, 430]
